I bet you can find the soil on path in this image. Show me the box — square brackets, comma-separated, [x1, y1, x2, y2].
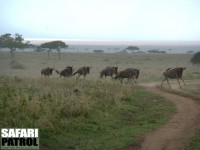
[123, 80, 200, 150]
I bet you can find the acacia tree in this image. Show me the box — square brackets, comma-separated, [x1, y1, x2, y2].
[0, 33, 27, 61]
[125, 46, 140, 53]
[40, 41, 68, 60]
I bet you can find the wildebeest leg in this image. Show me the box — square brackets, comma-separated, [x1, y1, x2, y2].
[166, 78, 172, 88]
[133, 78, 137, 84]
[180, 77, 186, 86]
[161, 78, 166, 87]
[177, 78, 182, 88]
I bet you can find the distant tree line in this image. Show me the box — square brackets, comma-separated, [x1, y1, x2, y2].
[147, 49, 166, 54]
[93, 50, 104, 53]
[0, 33, 68, 61]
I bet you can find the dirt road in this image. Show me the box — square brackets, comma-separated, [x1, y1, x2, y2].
[124, 80, 200, 150]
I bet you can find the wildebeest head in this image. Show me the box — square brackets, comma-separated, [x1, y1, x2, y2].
[112, 67, 118, 75]
[66, 66, 74, 73]
[86, 66, 92, 74]
[49, 67, 54, 75]
[175, 67, 186, 78]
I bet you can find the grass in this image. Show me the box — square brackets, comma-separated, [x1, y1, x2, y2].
[163, 83, 200, 102]
[0, 76, 175, 150]
[0, 51, 199, 149]
[187, 130, 200, 150]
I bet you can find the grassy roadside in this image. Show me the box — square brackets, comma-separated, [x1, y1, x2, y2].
[187, 130, 200, 150]
[162, 84, 200, 150]
[0, 76, 175, 150]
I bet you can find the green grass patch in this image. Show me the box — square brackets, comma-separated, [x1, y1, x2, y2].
[0, 76, 175, 150]
[187, 130, 200, 150]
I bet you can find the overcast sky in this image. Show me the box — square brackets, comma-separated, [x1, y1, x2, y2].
[0, 0, 200, 41]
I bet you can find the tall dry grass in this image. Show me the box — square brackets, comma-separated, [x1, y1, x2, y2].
[0, 76, 134, 129]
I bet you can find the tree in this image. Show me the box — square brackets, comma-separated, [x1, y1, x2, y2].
[40, 41, 68, 60]
[191, 51, 200, 65]
[0, 33, 27, 61]
[125, 46, 140, 53]
[187, 50, 194, 54]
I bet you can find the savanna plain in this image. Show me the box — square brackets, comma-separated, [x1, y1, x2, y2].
[0, 51, 200, 150]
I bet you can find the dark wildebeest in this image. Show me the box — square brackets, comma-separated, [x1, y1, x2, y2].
[73, 66, 92, 78]
[100, 66, 118, 79]
[161, 67, 186, 88]
[113, 68, 140, 84]
[41, 67, 54, 77]
[55, 66, 73, 78]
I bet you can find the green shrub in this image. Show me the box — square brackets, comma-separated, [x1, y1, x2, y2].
[191, 51, 200, 65]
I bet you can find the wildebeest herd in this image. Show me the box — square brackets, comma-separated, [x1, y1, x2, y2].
[41, 66, 187, 88]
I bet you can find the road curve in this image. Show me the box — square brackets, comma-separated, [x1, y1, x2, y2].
[123, 81, 200, 150]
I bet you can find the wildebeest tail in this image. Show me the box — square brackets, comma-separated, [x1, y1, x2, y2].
[55, 69, 60, 74]
[73, 71, 78, 76]
[113, 75, 119, 80]
[166, 68, 171, 71]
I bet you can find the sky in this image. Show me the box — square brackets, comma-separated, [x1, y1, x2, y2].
[0, 0, 200, 41]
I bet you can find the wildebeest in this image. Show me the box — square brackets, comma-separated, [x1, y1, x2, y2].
[100, 66, 118, 79]
[73, 66, 92, 78]
[113, 68, 140, 84]
[161, 67, 186, 88]
[41, 67, 54, 77]
[55, 66, 74, 78]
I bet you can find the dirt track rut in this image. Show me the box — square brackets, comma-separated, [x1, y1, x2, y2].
[124, 81, 200, 150]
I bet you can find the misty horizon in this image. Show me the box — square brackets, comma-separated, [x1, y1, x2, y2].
[25, 38, 200, 46]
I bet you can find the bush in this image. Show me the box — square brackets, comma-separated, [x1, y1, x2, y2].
[191, 51, 200, 65]
[93, 50, 104, 53]
[9, 61, 25, 69]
